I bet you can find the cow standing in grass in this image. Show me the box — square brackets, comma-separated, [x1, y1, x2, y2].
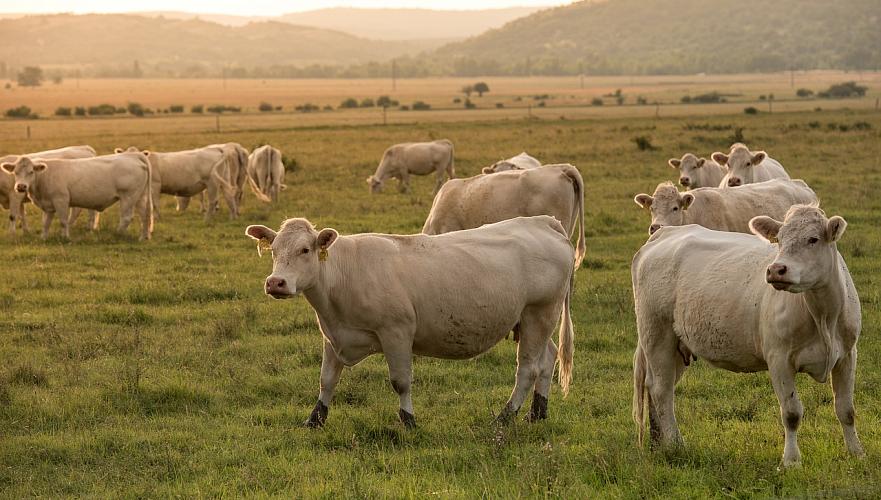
[482, 152, 541, 174]
[667, 153, 726, 190]
[632, 205, 864, 467]
[246, 216, 575, 427]
[714, 143, 789, 187]
[246, 145, 286, 203]
[367, 139, 454, 194]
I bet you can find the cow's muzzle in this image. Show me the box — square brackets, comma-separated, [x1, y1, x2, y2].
[14, 184, 27, 193]
[265, 276, 294, 299]
[649, 223, 662, 235]
[727, 178, 742, 187]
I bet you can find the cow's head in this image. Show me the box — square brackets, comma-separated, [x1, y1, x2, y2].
[713, 143, 766, 187]
[634, 182, 694, 235]
[1, 157, 46, 193]
[115, 147, 150, 157]
[483, 160, 518, 174]
[245, 218, 338, 299]
[668, 153, 707, 189]
[366, 175, 383, 193]
[750, 205, 846, 294]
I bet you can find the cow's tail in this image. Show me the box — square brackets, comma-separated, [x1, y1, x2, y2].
[633, 344, 647, 447]
[211, 157, 238, 199]
[247, 170, 272, 203]
[141, 157, 154, 238]
[557, 269, 575, 396]
[446, 141, 455, 179]
[561, 164, 586, 269]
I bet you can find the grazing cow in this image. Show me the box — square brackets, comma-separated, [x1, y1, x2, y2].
[667, 153, 726, 189]
[208, 142, 249, 208]
[116, 146, 238, 220]
[1, 145, 96, 234]
[245, 216, 575, 427]
[632, 205, 864, 467]
[367, 139, 454, 194]
[634, 179, 817, 235]
[713, 143, 790, 187]
[482, 152, 541, 174]
[1, 153, 153, 240]
[423, 163, 586, 269]
[246, 145, 286, 203]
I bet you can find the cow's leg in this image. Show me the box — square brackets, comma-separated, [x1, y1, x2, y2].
[832, 348, 864, 458]
[378, 331, 416, 428]
[68, 207, 82, 227]
[18, 199, 28, 233]
[41, 210, 55, 239]
[768, 359, 803, 467]
[204, 184, 219, 221]
[135, 190, 151, 241]
[220, 185, 238, 219]
[116, 195, 137, 234]
[433, 168, 445, 194]
[200, 191, 209, 213]
[305, 339, 345, 428]
[499, 307, 556, 423]
[527, 339, 558, 422]
[152, 182, 161, 220]
[642, 327, 685, 447]
[175, 196, 190, 212]
[88, 210, 100, 231]
[398, 173, 410, 194]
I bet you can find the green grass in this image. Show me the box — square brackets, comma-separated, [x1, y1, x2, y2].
[1, 108, 880, 497]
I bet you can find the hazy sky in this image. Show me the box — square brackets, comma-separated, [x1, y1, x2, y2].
[1, 1, 565, 16]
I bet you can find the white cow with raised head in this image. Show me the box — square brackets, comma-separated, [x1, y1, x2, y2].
[667, 153, 726, 190]
[246, 145, 286, 203]
[632, 205, 864, 467]
[367, 139, 454, 194]
[482, 152, 541, 174]
[246, 216, 575, 428]
[713, 143, 789, 187]
[634, 179, 817, 235]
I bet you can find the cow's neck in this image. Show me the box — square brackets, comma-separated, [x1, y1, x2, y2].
[302, 242, 349, 322]
[800, 253, 846, 381]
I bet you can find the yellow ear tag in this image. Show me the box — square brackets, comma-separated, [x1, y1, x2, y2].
[257, 238, 272, 257]
[318, 248, 328, 261]
[769, 236, 779, 244]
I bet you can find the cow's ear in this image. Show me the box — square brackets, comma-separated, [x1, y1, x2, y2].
[712, 152, 728, 165]
[749, 216, 782, 243]
[482, 166, 494, 174]
[114, 148, 124, 154]
[245, 225, 276, 242]
[32, 162, 47, 172]
[1, 163, 14, 174]
[750, 151, 766, 165]
[365, 176, 373, 184]
[667, 158, 681, 168]
[826, 216, 847, 243]
[696, 158, 706, 167]
[634, 194, 653, 209]
[681, 193, 695, 210]
[316, 228, 338, 249]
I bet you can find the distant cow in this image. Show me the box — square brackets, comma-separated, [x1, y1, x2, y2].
[246, 216, 575, 428]
[1, 153, 153, 240]
[367, 139, 454, 194]
[1, 145, 96, 234]
[423, 163, 586, 269]
[482, 152, 541, 174]
[634, 179, 817, 235]
[632, 205, 864, 467]
[667, 153, 726, 190]
[247, 145, 286, 203]
[713, 143, 789, 187]
[116, 146, 238, 220]
[208, 142, 249, 208]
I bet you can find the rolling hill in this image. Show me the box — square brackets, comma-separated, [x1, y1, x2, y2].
[435, 0, 881, 74]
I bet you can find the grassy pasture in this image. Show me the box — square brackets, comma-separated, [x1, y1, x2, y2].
[1, 78, 881, 497]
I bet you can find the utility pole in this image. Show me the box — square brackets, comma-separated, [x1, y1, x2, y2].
[391, 59, 397, 91]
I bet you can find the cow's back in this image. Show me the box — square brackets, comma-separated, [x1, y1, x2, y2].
[756, 157, 790, 182]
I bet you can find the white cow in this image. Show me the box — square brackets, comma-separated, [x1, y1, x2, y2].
[634, 179, 817, 235]
[667, 153, 726, 190]
[207, 142, 249, 208]
[117, 146, 238, 220]
[245, 215, 575, 427]
[482, 152, 541, 174]
[423, 163, 586, 269]
[632, 205, 864, 467]
[1, 153, 153, 240]
[247, 145, 286, 203]
[713, 143, 790, 187]
[367, 139, 455, 194]
[1, 145, 96, 234]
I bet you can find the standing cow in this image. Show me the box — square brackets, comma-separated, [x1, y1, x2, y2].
[632, 205, 864, 467]
[634, 179, 817, 235]
[1, 145, 96, 234]
[482, 152, 541, 174]
[367, 139, 454, 194]
[246, 216, 575, 427]
[713, 143, 790, 187]
[247, 145, 286, 203]
[667, 153, 726, 190]
[1, 153, 153, 240]
[423, 163, 586, 269]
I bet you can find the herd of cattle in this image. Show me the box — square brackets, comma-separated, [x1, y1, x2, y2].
[0, 138, 864, 467]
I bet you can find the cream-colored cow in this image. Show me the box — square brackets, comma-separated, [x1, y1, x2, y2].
[246, 145, 286, 203]
[634, 179, 817, 235]
[482, 152, 541, 174]
[667, 153, 726, 190]
[632, 205, 864, 467]
[713, 143, 790, 187]
[367, 139, 454, 194]
[423, 163, 586, 269]
[246, 216, 575, 428]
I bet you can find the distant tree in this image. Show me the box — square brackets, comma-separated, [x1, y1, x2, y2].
[17, 66, 43, 87]
[616, 95, 625, 105]
[339, 97, 359, 109]
[55, 106, 72, 116]
[464, 98, 476, 109]
[796, 88, 814, 98]
[360, 98, 375, 108]
[51, 74, 63, 85]
[191, 104, 204, 113]
[591, 97, 604, 106]
[74, 106, 87, 116]
[5, 105, 36, 118]
[461, 85, 474, 98]
[377, 95, 398, 108]
[817, 81, 868, 98]
[473, 82, 490, 97]
[744, 106, 759, 114]
[412, 101, 431, 110]
[259, 102, 273, 112]
[169, 105, 184, 113]
[127, 102, 145, 117]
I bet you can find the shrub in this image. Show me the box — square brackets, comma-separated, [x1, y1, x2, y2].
[17, 66, 43, 87]
[339, 98, 359, 109]
[5, 105, 37, 119]
[743, 106, 759, 115]
[74, 106, 87, 116]
[473, 82, 490, 97]
[360, 98, 375, 108]
[759, 95, 767, 101]
[464, 99, 476, 109]
[191, 104, 204, 113]
[537, 101, 546, 107]
[295, 103, 320, 113]
[127, 102, 145, 117]
[322, 105, 333, 111]
[633, 136, 656, 151]
[817, 81, 868, 98]
[616, 95, 625, 105]
[412, 101, 431, 110]
[55, 106, 72, 116]
[452, 97, 462, 104]
[636, 96, 648, 105]
[496, 102, 505, 108]
[275, 106, 283, 111]
[377, 95, 398, 108]
[681, 95, 692, 103]
[796, 88, 814, 98]
[591, 97, 604, 106]
[853, 121, 872, 130]
[115, 107, 126, 114]
[259, 102, 273, 112]
[691, 92, 723, 103]
[400, 105, 410, 111]
[169, 105, 184, 113]
[206, 105, 241, 113]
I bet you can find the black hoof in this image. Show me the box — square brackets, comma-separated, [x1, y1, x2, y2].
[526, 392, 548, 422]
[496, 402, 517, 425]
[304, 400, 328, 428]
[399, 409, 416, 429]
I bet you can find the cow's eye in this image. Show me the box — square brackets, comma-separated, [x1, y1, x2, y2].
[672, 207, 679, 212]
[301, 248, 310, 254]
[808, 237, 819, 244]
